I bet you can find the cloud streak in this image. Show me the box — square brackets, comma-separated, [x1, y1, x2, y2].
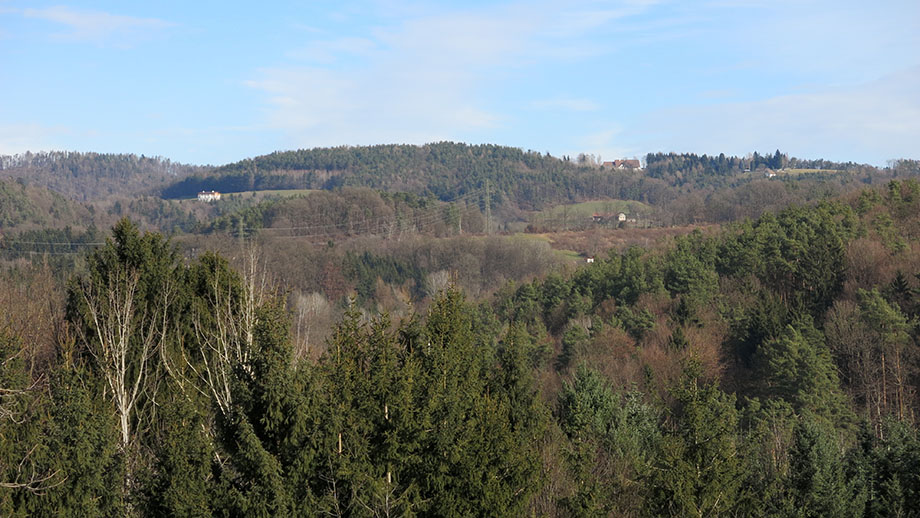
[531, 97, 601, 112]
[21, 6, 173, 45]
[245, 1, 655, 149]
[638, 66, 920, 165]
[0, 123, 75, 156]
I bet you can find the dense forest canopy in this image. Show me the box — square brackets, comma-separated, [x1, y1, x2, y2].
[1, 174, 920, 515]
[0, 151, 207, 201]
[161, 143, 908, 227]
[1, 143, 920, 516]
[1, 145, 913, 245]
[162, 142, 605, 207]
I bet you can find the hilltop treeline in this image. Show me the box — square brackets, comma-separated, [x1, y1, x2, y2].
[0, 151, 206, 201]
[162, 143, 909, 225]
[1, 145, 915, 240]
[645, 150, 878, 187]
[3, 180, 920, 515]
[162, 142, 674, 210]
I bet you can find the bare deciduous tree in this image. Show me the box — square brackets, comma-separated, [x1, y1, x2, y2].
[78, 263, 174, 450]
[0, 444, 64, 495]
[186, 243, 269, 416]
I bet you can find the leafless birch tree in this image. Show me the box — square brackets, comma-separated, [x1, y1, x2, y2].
[78, 263, 174, 450]
[185, 244, 270, 417]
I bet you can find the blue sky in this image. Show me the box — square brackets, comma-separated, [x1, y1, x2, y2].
[1, 0, 918, 166]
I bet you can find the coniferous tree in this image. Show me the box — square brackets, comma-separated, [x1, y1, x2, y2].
[142, 396, 215, 518]
[212, 302, 295, 518]
[648, 362, 742, 518]
[40, 364, 124, 517]
[786, 417, 866, 518]
[756, 318, 852, 429]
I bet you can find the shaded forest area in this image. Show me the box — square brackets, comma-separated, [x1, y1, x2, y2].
[3, 177, 920, 516]
[0, 151, 206, 201]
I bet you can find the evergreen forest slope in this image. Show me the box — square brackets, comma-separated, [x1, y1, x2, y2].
[2, 173, 920, 515]
[162, 142, 664, 210]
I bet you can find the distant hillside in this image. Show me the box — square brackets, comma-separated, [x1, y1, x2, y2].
[0, 151, 208, 201]
[163, 144, 909, 215]
[644, 151, 880, 187]
[161, 142, 660, 210]
[0, 178, 95, 230]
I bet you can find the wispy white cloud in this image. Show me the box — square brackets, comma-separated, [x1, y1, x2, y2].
[639, 66, 920, 164]
[716, 1, 920, 81]
[532, 97, 601, 112]
[0, 123, 74, 155]
[575, 127, 636, 162]
[247, 1, 657, 148]
[547, 0, 662, 36]
[245, 62, 501, 149]
[287, 37, 379, 64]
[20, 6, 173, 45]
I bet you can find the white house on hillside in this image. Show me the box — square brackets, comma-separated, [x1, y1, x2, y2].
[197, 191, 221, 202]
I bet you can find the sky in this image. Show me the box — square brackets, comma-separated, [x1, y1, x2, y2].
[0, 0, 918, 166]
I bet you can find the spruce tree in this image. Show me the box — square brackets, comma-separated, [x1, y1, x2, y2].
[648, 362, 742, 518]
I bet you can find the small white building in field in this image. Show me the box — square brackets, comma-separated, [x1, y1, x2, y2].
[197, 191, 221, 202]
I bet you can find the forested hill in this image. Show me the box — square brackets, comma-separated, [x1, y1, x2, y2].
[6, 180, 920, 515]
[0, 151, 207, 201]
[0, 178, 95, 230]
[644, 150, 880, 187]
[162, 143, 909, 212]
[161, 142, 651, 209]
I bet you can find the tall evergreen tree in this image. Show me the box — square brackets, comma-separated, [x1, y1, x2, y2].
[756, 318, 852, 428]
[786, 417, 865, 518]
[648, 362, 742, 518]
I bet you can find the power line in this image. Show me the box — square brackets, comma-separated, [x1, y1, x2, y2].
[228, 186, 488, 238]
[1, 241, 106, 246]
[253, 186, 486, 232]
[0, 184, 494, 253]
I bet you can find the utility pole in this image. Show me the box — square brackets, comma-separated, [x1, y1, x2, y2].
[485, 179, 492, 235]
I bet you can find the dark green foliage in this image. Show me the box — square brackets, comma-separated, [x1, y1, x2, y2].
[648, 365, 742, 518]
[663, 231, 718, 303]
[0, 333, 54, 517]
[755, 318, 853, 428]
[0, 151, 204, 201]
[617, 306, 657, 341]
[786, 417, 866, 518]
[736, 398, 797, 517]
[558, 367, 661, 516]
[0, 180, 45, 228]
[163, 142, 636, 211]
[413, 288, 538, 517]
[40, 364, 125, 517]
[5, 180, 920, 517]
[344, 251, 424, 306]
[566, 246, 665, 309]
[143, 397, 214, 518]
[212, 303, 296, 518]
[717, 204, 851, 319]
[558, 322, 590, 370]
[885, 270, 915, 317]
[860, 419, 920, 518]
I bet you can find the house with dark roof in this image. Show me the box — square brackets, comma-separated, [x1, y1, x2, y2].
[602, 159, 641, 170]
